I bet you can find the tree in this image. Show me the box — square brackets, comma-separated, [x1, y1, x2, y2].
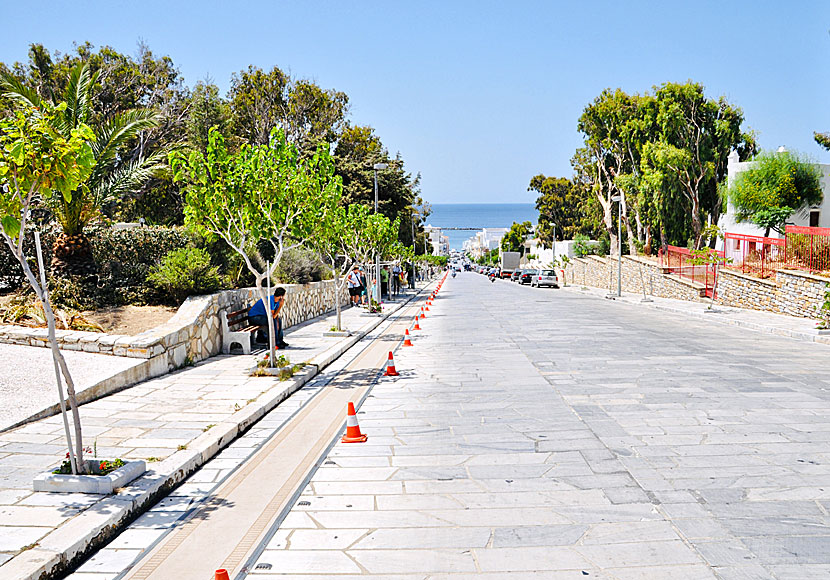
[815, 132, 830, 151]
[1, 63, 165, 274]
[530, 174, 596, 246]
[642, 82, 754, 249]
[0, 101, 95, 473]
[312, 203, 396, 332]
[728, 150, 823, 235]
[186, 81, 230, 152]
[171, 127, 341, 363]
[501, 221, 533, 254]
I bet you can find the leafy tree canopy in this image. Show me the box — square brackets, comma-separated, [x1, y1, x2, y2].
[729, 150, 823, 235]
[500, 221, 534, 253]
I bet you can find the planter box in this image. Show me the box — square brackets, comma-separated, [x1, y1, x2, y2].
[323, 330, 352, 337]
[34, 459, 146, 494]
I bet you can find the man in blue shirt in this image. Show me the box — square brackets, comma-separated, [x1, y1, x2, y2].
[248, 287, 288, 348]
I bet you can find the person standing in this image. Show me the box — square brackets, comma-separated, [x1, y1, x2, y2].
[380, 265, 390, 300]
[392, 263, 402, 296]
[346, 265, 363, 307]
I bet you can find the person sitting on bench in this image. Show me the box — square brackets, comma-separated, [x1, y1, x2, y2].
[248, 287, 288, 349]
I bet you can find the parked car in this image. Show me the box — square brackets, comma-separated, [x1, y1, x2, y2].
[510, 270, 523, 282]
[500, 269, 514, 279]
[531, 269, 559, 288]
[519, 269, 538, 284]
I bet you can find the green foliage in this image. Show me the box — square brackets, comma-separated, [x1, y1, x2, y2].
[572, 234, 598, 257]
[815, 132, 830, 151]
[187, 82, 230, 152]
[415, 254, 448, 267]
[147, 247, 222, 304]
[818, 286, 830, 330]
[531, 175, 597, 246]
[500, 221, 533, 253]
[1, 63, 165, 237]
[274, 246, 326, 285]
[729, 151, 823, 235]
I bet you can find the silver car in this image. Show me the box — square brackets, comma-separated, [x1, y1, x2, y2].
[530, 269, 559, 288]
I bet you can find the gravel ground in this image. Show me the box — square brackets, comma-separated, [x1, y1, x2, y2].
[0, 344, 142, 431]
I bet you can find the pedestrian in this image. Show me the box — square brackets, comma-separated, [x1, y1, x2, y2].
[248, 287, 288, 349]
[359, 267, 368, 306]
[392, 263, 402, 295]
[380, 265, 390, 300]
[346, 265, 363, 307]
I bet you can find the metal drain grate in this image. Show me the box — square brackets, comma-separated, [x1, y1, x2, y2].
[298, 500, 311, 506]
[255, 563, 272, 570]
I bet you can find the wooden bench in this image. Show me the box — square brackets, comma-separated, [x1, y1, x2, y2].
[221, 306, 259, 354]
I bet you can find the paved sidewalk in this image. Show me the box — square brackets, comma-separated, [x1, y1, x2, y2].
[0, 288, 426, 578]
[559, 283, 830, 346]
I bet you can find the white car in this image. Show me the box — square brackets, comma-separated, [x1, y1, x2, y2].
[530, 269, 559, 288]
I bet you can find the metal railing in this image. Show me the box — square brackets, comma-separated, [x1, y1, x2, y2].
[660, 245, 724, 297]
[723, 233, 786, 278]
[785, 225, 830, 275]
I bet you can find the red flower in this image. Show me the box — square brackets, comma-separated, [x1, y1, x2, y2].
[100, 461, 106, 471]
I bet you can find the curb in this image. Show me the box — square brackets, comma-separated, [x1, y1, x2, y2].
[2, 285, 430, 580]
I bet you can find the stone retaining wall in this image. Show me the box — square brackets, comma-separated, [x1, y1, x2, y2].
[562, 255, 705, 302]
[718, 268, 829, 319]
[0, 281, 350, 374]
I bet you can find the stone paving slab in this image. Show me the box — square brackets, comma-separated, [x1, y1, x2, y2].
[239, 272, 830, 578]
[0, 287, 428, 580]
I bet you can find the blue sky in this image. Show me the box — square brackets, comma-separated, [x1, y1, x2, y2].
[2, 1, 829, 204]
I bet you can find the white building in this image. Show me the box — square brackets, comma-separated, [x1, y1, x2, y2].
[463, 228, 508, 259]
[719, 149, 830, 239]
[424, 225, 450, 256]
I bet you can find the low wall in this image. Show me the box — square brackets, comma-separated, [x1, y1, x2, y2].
[0, 281, 350, 371]
[562, 255, 705, 302]
[718, 268, 829, 319]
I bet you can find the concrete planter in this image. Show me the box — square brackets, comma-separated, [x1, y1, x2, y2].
[33, 459, 146, 494]
[323, 330, 352, 337]
[814, 328, 830, 336]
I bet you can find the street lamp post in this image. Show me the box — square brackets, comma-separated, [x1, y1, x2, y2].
[611, 195, 622, 297]
[410, 208, 417, 290]
[373, 163, 388, 304]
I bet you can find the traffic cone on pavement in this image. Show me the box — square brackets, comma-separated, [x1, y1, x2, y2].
[403, 328, 413, 347]
[342, 402, 368, 443]
[420, 306, 426, 318]
[413, 317, 421, 330]
[384, 351, 399, 376]
[215, 570, 230, 580]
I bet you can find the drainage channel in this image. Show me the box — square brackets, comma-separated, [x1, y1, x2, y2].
[89, 287, 429, 580]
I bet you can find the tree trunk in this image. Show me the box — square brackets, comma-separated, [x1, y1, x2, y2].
[254, 277, 277, 367]
[334, 272, 343, 332]
[14, 242, 86, 473]
[52, 232, 97, 277]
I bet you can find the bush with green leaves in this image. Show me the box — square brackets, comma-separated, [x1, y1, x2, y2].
[572, 234, 597, 257]
[147, 247, 223, 304]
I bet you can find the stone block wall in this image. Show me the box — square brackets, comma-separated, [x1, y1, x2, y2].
[562, 255, 705, 302]
[0, 280, 350, 372]
[718, 268, 828, 319]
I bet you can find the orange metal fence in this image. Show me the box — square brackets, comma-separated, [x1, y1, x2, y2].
[784, 225, 830, 275]
[723, 233, 786, 278]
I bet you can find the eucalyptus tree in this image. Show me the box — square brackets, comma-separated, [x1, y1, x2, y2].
[1, 63, 164, 274]
[0, 100, 95, 473]
[642, 82, 754, 249]
[171, 127, 341, 363]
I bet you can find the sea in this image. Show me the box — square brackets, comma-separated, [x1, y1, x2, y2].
[424, 203, 537, 250]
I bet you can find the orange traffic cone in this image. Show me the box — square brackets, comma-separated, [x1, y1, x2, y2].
[384, 351, 399, 376]
[342, 402, 368, 443]
[403, 328, 413, 347]
[420, 306, 426, 318]
[425, 304, 430, 311]
[215, 571, 230, 580]
[413, 318, 421, 330]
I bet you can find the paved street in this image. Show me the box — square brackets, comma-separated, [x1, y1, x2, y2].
[244, 272, 830, 579]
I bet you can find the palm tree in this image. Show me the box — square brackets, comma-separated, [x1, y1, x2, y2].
[1, 63, 165, 274]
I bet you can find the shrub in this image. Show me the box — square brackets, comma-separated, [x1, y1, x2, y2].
[275, 247, 326, 285]
[147, 247, 222, 304]
[573, 234, 596, 257]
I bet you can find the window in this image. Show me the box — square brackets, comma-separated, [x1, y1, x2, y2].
[810, 210, 820, 228]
